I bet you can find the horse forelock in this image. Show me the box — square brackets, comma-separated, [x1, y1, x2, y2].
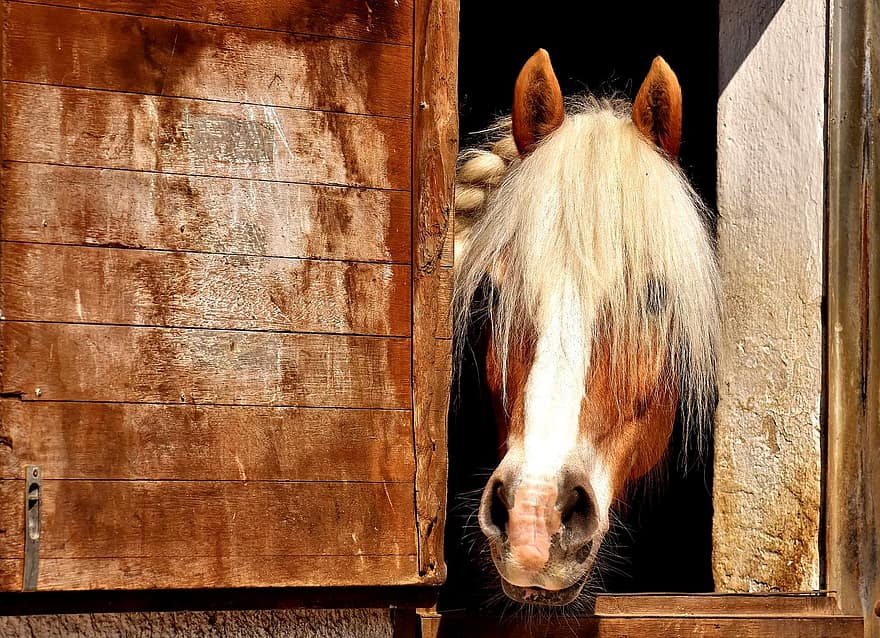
[454, 96, 721, 455]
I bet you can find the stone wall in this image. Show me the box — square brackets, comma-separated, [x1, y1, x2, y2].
[713, 0, 826, 591]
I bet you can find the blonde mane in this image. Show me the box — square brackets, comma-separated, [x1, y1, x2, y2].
[453, 97, 721, 447]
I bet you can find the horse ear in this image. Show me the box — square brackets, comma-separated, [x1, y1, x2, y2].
[512, 49, 565, 156]
[632, 56, 682, 158]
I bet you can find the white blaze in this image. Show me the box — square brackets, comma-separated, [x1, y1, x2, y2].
[519, 282, 614, 536]
[522, 283, 590, 478]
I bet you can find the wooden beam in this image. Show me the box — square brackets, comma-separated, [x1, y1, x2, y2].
[826, 1, 880, 636]
[5, 3, 412, 117]
[435, 615, 863, 638]
[0, 401, 414, 482]
[1, 322, 412, 408]
[1, 164, 411, 263]
[4, 84, 411, 190]
[411, 0, 458, 584]
[15, 0, 414, 44]
[2, 243, 412, 336]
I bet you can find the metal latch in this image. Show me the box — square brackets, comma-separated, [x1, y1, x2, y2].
[23, 465, 41, 591]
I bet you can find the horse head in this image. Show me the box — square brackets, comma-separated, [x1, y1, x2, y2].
[453, 50, 720, 606]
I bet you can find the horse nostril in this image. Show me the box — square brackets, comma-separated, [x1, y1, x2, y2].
[561, 486, 592, 525]
[489, 481, 510, 534]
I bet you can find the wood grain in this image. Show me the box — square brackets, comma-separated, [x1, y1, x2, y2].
[5, 3, 412, 117]
[0, 555, 420, 591]
[0, 401, 414, 482]
[1, 164, 411, 263]
[0, 323, 411, 408]
[411, 0, 458, 583]
[592, 593, 846, 617]
[2, 243, 411, 336]
[826, 3, 880, 636]
[4, 84, 411, 190]
[435, 615, 864, 638]
[0, 480, 416, 559]
[14, 0, 414, 44]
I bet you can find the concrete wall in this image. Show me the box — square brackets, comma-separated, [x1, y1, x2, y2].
[0, 608, 392, 638]
[713, 0, 826, 591]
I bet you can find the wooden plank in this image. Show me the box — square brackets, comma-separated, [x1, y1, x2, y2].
[0, 480, 416, 560]
[0, 482, 20, 570]
[0, 401, 414, 482]
[0, 561, 20, 592]
[0, 323, 411, 408]
[15, 0, 414, 45]
[1, 164, 411, 263]
[4, 3, 412, 118]
[593, 593, 845, 617]
[1, 243, 411, 336]
[411, 0, 457, 583]
[0, 585, 440, 613]
[4, 84, 411, 190]
[0, 555, 419, 591]
[436, 615, 864, 638]
[826, 2, 880, 637]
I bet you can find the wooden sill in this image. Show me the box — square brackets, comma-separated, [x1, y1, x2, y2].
[421, 593, 865, 638]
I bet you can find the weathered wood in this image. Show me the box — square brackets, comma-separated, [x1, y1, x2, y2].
[411, 0, 457, 582]
[0, 591, 852, 618]
[2, 243, 411, 336]
[435, 615, 863, 638]
[5, 3, 412, 117]
[0, 555, 420, 591]
[592, 593, 846, 617]
[0, 480, 416, 560]
[0, 584, 439, 614]
[826, 1, 880, 636]
[4, 84, 411, 190]
[20, 0, 414, 44]
[0, 483, 18, 570]
[1, 164, 411, 263]
[0, 401, 414, 482]
[0, 323, 411, 408]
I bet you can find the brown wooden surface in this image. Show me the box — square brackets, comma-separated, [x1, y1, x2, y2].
[1, 164, 411, 263]
[0, 585, 439, 615]
[2, 243, 411, 335]
[0, 0, 430, 593]
[0, 555, 420, 591]
[0, 401, 414, 482]
[5, 3, 412, 117]
[436, 615, 863, 638]
[18, 0, 414, 44]
[4, 84, 411, 190]
[591, 593, 846, 617]
[1, 323, 411, 408]
[0, 480, 416, 558]
[826, 2, 880, 637]
[410, 0, 458, 583]
[427, 595, 863, 638]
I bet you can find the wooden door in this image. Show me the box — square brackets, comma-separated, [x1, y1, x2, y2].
[0, 0, 457, 591]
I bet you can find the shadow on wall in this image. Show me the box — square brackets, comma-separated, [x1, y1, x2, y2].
[718, 0, 786, 93]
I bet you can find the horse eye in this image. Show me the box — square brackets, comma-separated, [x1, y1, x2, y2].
[645, 277, 667, 314]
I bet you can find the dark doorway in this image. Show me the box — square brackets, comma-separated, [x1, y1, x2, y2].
[443, 2, 719, 612]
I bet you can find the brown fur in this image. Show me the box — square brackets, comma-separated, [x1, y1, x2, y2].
[632, 56, 683, 158]
[486, 326, 677, 500]
[512, 49, 565, 155]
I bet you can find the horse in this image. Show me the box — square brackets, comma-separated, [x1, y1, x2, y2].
[451, 50, 720, 606]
